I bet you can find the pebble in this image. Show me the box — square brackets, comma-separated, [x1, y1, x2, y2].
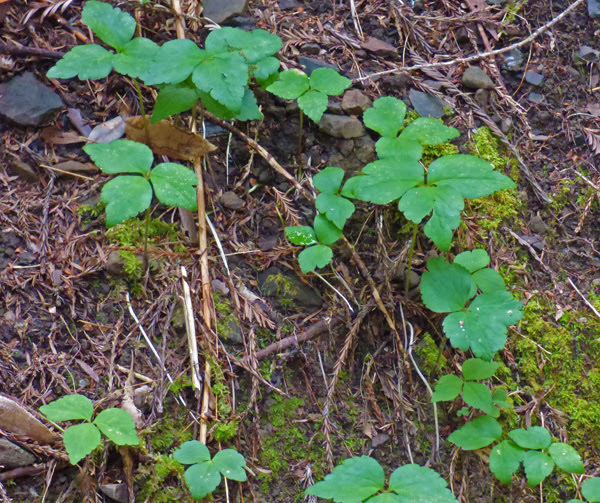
[578, 45, 600, 62]
[301, 42, 321, 55]
[361, 36, 397, 58]
[0, 395, 58, 444]
[529, 214, 548, 234]
[502, 48, 524, 72]
[371, 433, 391, 448]
[318, 114, 365, 139]
[9, 160, 39, 183]
[203, 0, 247, 24]
[500, 117, 513, 134]
[462, 66, 495, 89]
[408, 89, 447, 118]
[221, 191, 244, 210]
[341, 89, 372, 115]
[528, 92, 544, 104]
[524, 71, 544, 86]
[99, 484, 128, 503]
[298, 56, 336, 76]
[0, 438, 36, 469]
[588, 0, 600, 18]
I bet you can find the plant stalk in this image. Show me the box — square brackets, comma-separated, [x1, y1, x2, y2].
[296, 109, 304, 161]
[143, 207, 151, 274]
[133, 78, 150, 142]
[404, 223, 419, 295]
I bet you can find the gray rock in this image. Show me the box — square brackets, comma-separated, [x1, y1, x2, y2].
[354, 135, 376, 163]
[105, 251, 127, 276]
[361, 37, 397, 58]
[528, 92, 544, 104]
[88, 116, 126, 143]
[408, 89, 446, 118]
[500, 117, 513, 134]
[422, 79, 443, 91]
[259, 267, 322, 308]
[341, 89, 372, 116]
[474, 89, 490, 110]
[99, 483, 128, 503]
[502, 48, 524, 72]
[298, 56, 336, 76]
[0, 72, 63, 127]
[278, 0, 302, 9]
[0, 438, 36, 469]
[302, 43, 321, 55]
[8, 160, 39, 183]
[371, 433, 391, 449]
[588, 0, 600, 18]
[524, 71, 544, 86]
[224, 15, 255, 29]
[380, 73, 411, 91]
[0, 395, 58, 444]
[529, 214, 548, 234]
[319, 114, 365, 138]
[221, 191, 244, 210]
[462, 67, 495, 89]
[578, 45, 600, 62]
[219, 316, 243, 343]
[203, 0, 247, 24]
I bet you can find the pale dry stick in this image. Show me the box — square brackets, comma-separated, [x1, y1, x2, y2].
[170, 0, 186, 39]
[348, 0, 364, 40]
[206, 214, 231, 276]
[567, 277, 600, 321]
[313, 271, 354, 313]
[356, 0, 585, 82]
[181, 266, 202, 392]
[125, 292, 187, 406]
[0, 480, 10, 503]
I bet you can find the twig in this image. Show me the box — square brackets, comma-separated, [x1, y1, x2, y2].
[170, 0, 186, 39]
[567, 278, 600, 321]
[356, 0, 585, 82]
[181, 266, 202, 392]
[0, 42, 63, 59]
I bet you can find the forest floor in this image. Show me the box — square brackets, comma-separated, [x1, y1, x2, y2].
[2, 0, 600, 501]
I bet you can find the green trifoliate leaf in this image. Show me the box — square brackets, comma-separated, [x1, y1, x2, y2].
[582, 478, 600, 502]
[285, 226, 317, 246]
[443, 290, 523, 360]
[47, 44, 114, 80]
[366, 494, 402, 503]
[298, 90, 329, 123]
[63, 423, 101, 464]
[298, 245, 333, 273]
[253, 56, 281, 81]
[461, 358, 499, 381]
[150, 163, 198, 210]
[548, 443, 584, 474]
[84, 139, 153, 174]
[314, 166, 345, 194]
[112, 37, 160, 79]
[363, 97, 407, 138]
[508, 426, 552, 450]
[152, 83, 200, 123]
[314, 214, 342, 244]
[101, 176, 153, 226]
[523, 450, 554, 487]
[454, 249, 490, 273]
[448, 415, 502, 450]
[184, 461, 221, 500]
[211, 449, 247, 481]
[376, 136, 423, 162]
[173, 440, 211, 465]
[389, 464, 458, 503]
[305, 456, 385, 503]
[462, 382, 498, 417]
[399, 118, 459, 145]
[309, 67, 351, 96]
[93, 408, 139, 445]
[428, 155, 515, 199]
[81, 1, 136, 51]
[489, 440, 524, 484]
[420, 258, 472, 313]
[205, 27, 282, 63]
[40, 394, 94, 422]
[431, 374, 463, 403]
[492, 388, 511, 409]
[472, 268, 506, 294]
[192, 51, 248, 113]
[341, 158, 423, 204]
[267, 69, 310, 99]
[143, 39, 204, 85]
[316, 194, 355, 230]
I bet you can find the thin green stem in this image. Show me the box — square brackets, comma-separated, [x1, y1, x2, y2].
[297, 108, 304, 161]
[133, 78, 150, 142]
[143, 207, 150, 274]
[404, 223, 419, 295]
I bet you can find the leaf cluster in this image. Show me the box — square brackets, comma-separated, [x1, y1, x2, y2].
[569, 477, 600, 503]
[304, 456, 458, 503]
[173, 440, 246, 500]
[39, 394, 139, 464]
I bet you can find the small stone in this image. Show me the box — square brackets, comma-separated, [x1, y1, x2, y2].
[0, 396, 58, 444]
[422, 79, 443, 90]
[326, 101, 343, 114]
[278, 0, 301, 8]
[354, 135, 376, 163]
[8, 160, 39, 183]
[319, 114, 365, 138]
[0, 72, 63, 126]
[341, 89, 372, 115]
[588, 0, 600, 18]
[258, 267, 322, 308]
[88, 116, 126, 143]
[361, 37, 397, 58]
[0, 438, 36, 469]
[298, 56, 336, 76]
[528, 92, 544, 104]
[474, 89, 490, 110]
[224, 15, 255, 30]
[339, 140, 355, 157]
[203, 0, 247, 24]
[408, 89, 446, 118]
[578, 45, 600, 62]
[221, 191, 244, 210]
[220, 317, 243, 343]
[500, 117, 513, 134]
[105, 251, 127, 276]
[302, 42, 321, 55]
[524, 71, 544, 86]
[462, 66, 495, 89]
[380, 73, 412, 91]
[211, 279, 229, 295]
[529, 214, 548, 234]
[502, 48, 524, 72]
[371, 433, 391, 448]
[99, 483, 128, 503]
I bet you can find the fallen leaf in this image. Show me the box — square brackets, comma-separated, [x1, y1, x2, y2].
[88, 116, 127, 143]
[41, 125, 85, 145]
[125, 116, 217, 161]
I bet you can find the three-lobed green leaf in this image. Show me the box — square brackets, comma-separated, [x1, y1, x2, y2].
[431, 374, 463, 403]
[40, 394, 94, 422]
[489, 440, 524, 484]
[448, 415, 502, 450]
[388, 464, 458, 503]
[101, 176, 153, 227]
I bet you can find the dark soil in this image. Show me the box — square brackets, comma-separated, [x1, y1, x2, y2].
[1, 0, 600, 502]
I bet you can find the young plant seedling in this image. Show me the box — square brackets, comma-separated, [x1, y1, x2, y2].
[420, 249, 523, 360]
[342, 97, 515, 251]
[431, 357, 510, 418]
[305, 455, 458, 502]
[266, 67, 351, 123]
[489, 426, 584, 487]
[173, 440, 246, 500]
[285, 167, 355, 273]
[83, 139, 197, 227]
[569, 477, 600, 503]
[39, 394, 139, 464]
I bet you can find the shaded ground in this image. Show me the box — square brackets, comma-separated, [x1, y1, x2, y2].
[1, 0, 600, 502]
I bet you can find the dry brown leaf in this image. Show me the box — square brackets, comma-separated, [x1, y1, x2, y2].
[41, 125, 85, 145]
[583, 127, 600, 155]
[125, 116, 217, 162]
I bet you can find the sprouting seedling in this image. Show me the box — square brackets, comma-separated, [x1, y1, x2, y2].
[83, 139, 197, 227]
[285, 167, 355, 273]
[305, 456, 459, 502]
[39, 394, 139, 464]
[489, 426, 584, 487]
[431, 357, 509, 418]
[173, 440, 246, 501]
[570, 477, 600, 503]
[342, 97, 515, 251]
[266, 67, 351, 123]
[419, 249, 523, 360]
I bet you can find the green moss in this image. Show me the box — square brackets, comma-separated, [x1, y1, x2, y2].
[147, 411, 192, 453]
[136, 454, 186, 503]
[261, 273, 298, 309]
[414, 332, 447, 378]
